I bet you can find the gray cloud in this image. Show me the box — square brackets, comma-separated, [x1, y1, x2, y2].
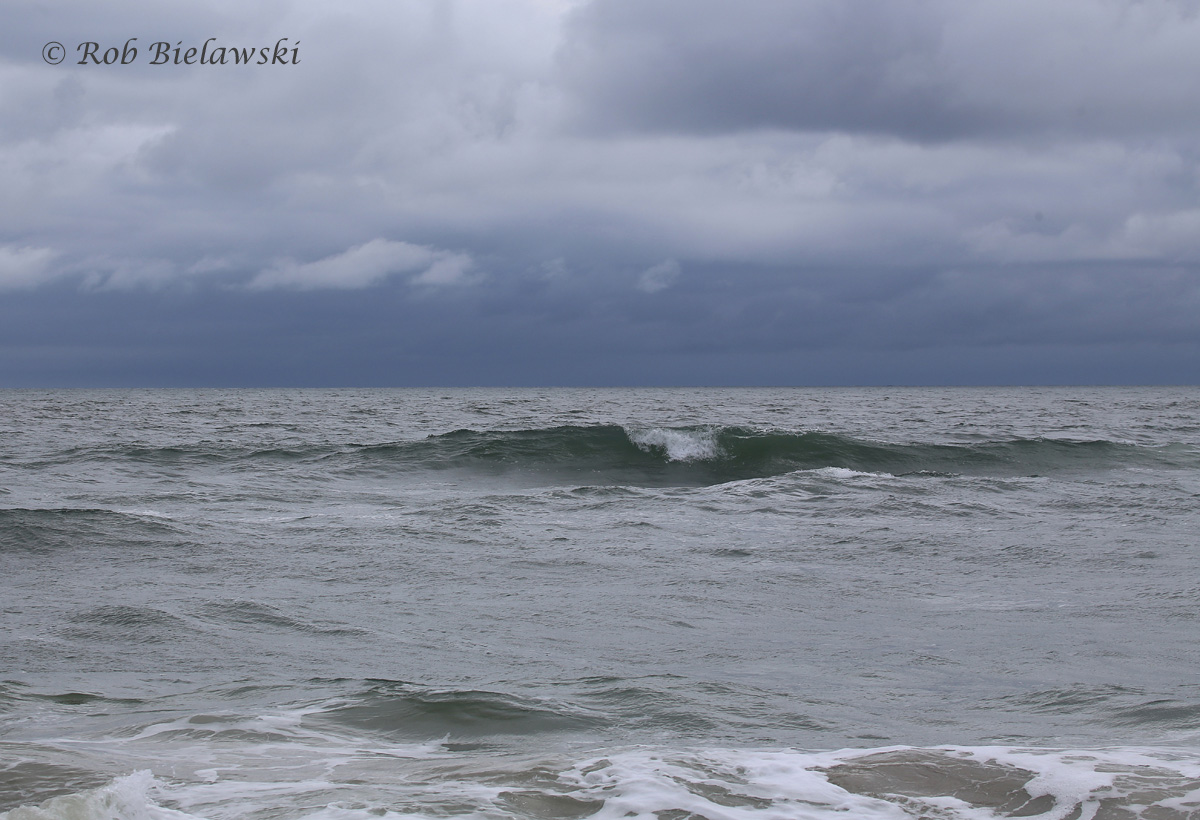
[0, 244, 57, 290]
[249, 239, 475, 290]
[559, 0, 1200, 141]
[637, 259, 680, 293]
[0, 0, 1196, 384]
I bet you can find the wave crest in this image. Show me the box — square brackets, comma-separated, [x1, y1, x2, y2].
[10, 426, 1188, 489]
[309, 681, 601, 739]
[626, 426, 721, 462]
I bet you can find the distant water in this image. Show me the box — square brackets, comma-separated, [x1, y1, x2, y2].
[2, 387, 1199, 819]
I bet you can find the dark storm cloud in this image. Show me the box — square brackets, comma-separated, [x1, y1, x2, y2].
[559, 0, 1200, 140]
[0, 0, 1198, 384]
[560, 0, 967, 140]
[3, 257, 1195, 386]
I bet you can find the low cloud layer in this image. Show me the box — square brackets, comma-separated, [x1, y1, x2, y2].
[250, 239, 474, 290]
[0, 0, 1196, 384]
[0, 245, 57, 290]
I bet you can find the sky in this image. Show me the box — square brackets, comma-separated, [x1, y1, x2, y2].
[1, 0, 1198, 386]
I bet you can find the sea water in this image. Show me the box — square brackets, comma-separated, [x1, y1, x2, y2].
[1, 387, 1198, 819]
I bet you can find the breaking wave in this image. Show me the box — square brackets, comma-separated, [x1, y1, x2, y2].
[6, 746, 1200, 820]
[5, 426, 1192, 488]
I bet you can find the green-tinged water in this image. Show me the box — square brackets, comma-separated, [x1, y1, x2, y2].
[1, 387, 1199, 819]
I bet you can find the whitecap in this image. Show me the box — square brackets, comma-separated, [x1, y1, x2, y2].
[625, 427, 720, 462]
[0, 771, 200, 820]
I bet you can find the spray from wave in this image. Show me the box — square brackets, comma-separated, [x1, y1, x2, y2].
[0, 771, 198, 820]
[624, 426, 721, 462]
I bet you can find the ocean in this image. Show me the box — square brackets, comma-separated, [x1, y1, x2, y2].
[2, 387, 1199, 819]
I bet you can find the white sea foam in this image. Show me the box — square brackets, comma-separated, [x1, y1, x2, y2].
[952, 745, 1200, 812]
[8, 745, 1200, 820]
[811, 466, 888, 479]
[559, 748, 908, 820]
[0, 771, 201, 820]
[625, 427, 720, 462]
[555, 746, 1200, 820]
[117, 509, 174, 520]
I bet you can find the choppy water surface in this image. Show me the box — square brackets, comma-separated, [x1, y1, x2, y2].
[1, 387, 1198, 819]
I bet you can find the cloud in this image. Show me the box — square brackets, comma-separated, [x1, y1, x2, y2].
[0, 0, 1197, 384]
[249, 239, 474, 290]
[6, 0, 1196, 286]
[1120, 209, 1200, 259]
[637, 259, 680, 293]
[82, 257, 177, 290]
[411, 252, 476, 286]
[0, 245, 58, 290]
[559, 0, 1200, 141]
